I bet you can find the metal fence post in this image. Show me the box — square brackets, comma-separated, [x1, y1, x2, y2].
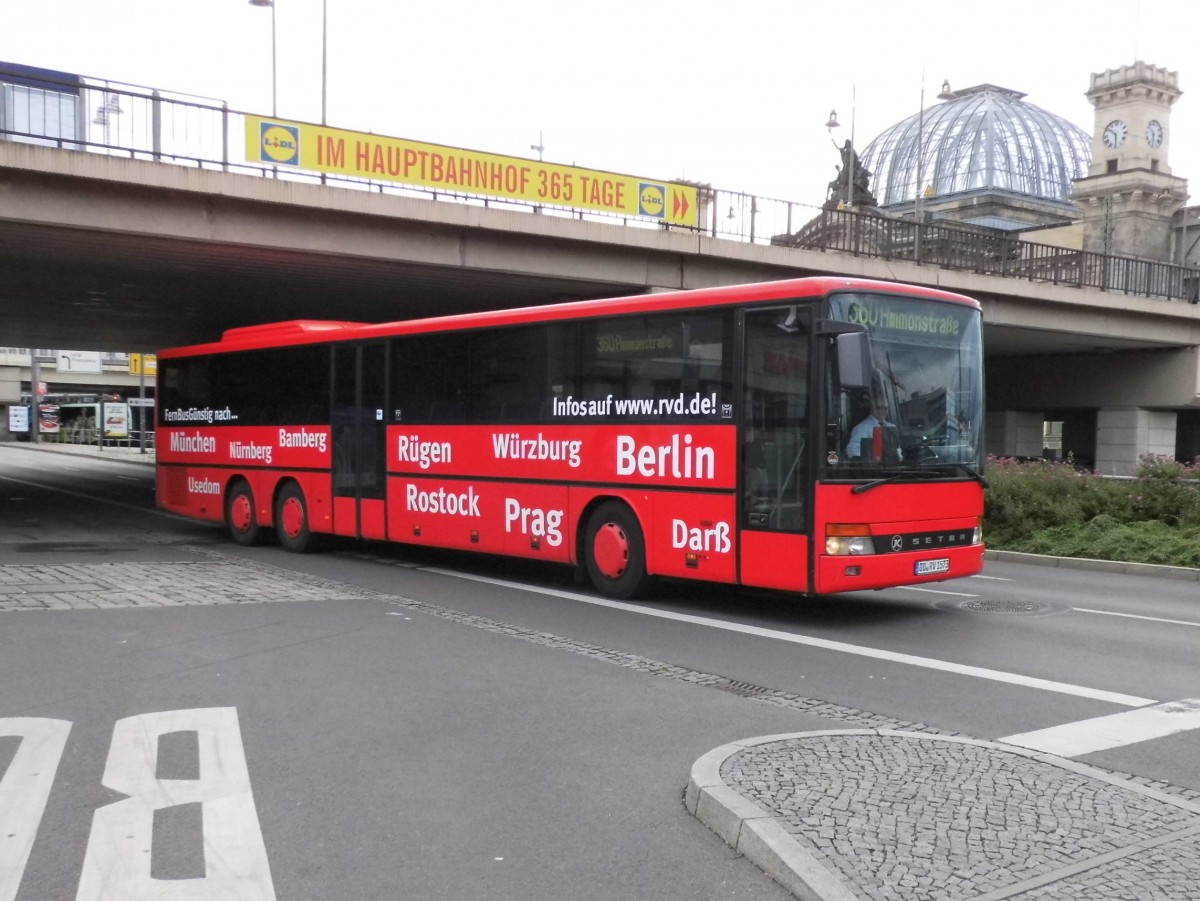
[151, 89, 162, 161]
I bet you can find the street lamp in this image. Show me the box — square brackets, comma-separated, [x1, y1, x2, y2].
[248, 0, 277, 118]
[250, 0, 329, 124]
[320, 0, 327, 124]
[914, 77, 955, 263]
[915, 79, 956, 213]
[825, 85, 856, 209]
[92, 92, 122, 147]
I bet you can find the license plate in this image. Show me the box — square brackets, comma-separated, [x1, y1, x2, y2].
[915, 558, 950, 575]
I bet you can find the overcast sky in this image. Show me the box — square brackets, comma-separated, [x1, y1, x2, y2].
[3, 0, 1199, 210]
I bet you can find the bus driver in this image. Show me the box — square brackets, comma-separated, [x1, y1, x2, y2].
[846, 393, 902, 461]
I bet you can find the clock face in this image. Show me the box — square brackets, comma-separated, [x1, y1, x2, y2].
[1147, 119, 1164, 148]
[1103, 119, 1128, 149]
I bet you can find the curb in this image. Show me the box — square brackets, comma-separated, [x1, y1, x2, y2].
[686, 730, 1200, 901]
[686, 731, 872, 901]
[984, 548, 1200, 581]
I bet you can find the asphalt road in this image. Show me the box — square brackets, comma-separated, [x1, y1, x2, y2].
[1, 443, 1197, 900]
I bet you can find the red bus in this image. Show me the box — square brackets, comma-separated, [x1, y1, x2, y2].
[156, 276, 986, 598]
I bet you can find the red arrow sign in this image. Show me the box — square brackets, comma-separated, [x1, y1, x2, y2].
[672, 190, 689, 220]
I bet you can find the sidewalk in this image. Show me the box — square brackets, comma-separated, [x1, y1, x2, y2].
[1, 440, 155, 466]
[688, 730, 1200, 901]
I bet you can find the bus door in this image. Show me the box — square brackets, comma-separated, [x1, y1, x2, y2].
[738, 306, 812, 593]
[332, 343, 388, 540]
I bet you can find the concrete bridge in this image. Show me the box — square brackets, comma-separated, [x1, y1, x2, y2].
[2, 138, 1199, 474]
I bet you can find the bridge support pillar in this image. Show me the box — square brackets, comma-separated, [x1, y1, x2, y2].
[1094, 408, 1177, 476]
[985, 410, 1044, 459]
[0, 365, 19, 404]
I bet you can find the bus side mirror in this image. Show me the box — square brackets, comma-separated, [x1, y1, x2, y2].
[837, 332, 872, 389]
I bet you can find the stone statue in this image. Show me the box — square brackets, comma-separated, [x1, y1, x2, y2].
[824, 139, 878, 210]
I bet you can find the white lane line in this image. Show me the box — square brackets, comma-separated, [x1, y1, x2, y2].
[894, 585, 978, 598]
[970, 574, 1012, 581]
[1074, 607, 1200, 629]
[1000, 699, 1200, 757]
[421, 567, 1155, 708]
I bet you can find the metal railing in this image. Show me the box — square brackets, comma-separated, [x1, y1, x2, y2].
[772, 207, 1199, 303]
[3, 65, 1198, 305]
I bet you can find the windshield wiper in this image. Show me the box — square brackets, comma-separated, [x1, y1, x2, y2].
[933, 463, 990, 488]
[850, 469, 939, 495]
[850, 464, 989, 495]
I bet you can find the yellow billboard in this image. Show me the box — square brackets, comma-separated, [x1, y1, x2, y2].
[245, 117, 699, 228]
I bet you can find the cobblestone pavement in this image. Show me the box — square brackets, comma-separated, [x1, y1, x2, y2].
[0, 544, 393, 610]
[688, 731, 1200, 901]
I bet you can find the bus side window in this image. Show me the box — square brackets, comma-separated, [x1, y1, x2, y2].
[390, 333, 471, 423]
[469, 323, 577, 423]
[573, 311, 731, 420]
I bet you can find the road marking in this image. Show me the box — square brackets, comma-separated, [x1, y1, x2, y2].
[0, 719, 71, 901]
[970, 574, 1012, 581]
[421, 568, 1155, 708]
[1000, 699, 1200, 757]
[1074, 607, 1200, 629]
[894, 585, 978, 597]
[77, 708, 276, 901]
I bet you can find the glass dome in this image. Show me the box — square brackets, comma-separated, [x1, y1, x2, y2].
[859, 84, 1092, 209]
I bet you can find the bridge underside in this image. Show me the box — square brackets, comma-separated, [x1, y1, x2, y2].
[0, 220, 629, 351]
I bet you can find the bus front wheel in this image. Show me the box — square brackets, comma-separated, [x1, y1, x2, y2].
[226, 481, 262, 546]
[275, 482, 313, 553]
[584, 501, 651, 599]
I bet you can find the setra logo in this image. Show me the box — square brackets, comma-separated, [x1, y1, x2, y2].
[260, 123, 300, 165]
[638, 183, 665, 218]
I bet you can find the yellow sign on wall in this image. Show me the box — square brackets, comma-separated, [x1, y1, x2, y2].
[129, 353, 157, 376]
[245, 117, 699, 228]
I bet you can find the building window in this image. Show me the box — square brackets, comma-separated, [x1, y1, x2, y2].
[1106, 159, 1118, 174]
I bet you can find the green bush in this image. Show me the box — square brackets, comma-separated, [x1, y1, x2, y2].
[1017, 519, 1200, 568]
[1136, 453, 1200, 481]
[984, 455, 1200, 567]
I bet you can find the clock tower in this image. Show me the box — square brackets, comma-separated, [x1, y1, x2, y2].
[1073, 61, 1187, 260]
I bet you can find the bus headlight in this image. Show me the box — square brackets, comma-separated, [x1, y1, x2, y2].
[825, 525, 876, 556]
[973, 519, 983, 544]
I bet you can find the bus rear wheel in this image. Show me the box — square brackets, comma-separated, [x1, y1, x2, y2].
[275, 482, 313, 553]
[584, 501, 651, 599]
[226, 481, 262, 546]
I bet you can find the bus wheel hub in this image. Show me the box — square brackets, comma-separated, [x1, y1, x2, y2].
[280, 497, 304, 537]
[231, 495, 253, 531]
[593, 523, 629, 579]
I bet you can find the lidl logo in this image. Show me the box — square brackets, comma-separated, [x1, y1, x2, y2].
[639, 182, 665, 218]
[260, 123, 300, 165]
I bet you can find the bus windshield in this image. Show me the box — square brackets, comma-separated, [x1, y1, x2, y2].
[825, 292, 984, 477]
